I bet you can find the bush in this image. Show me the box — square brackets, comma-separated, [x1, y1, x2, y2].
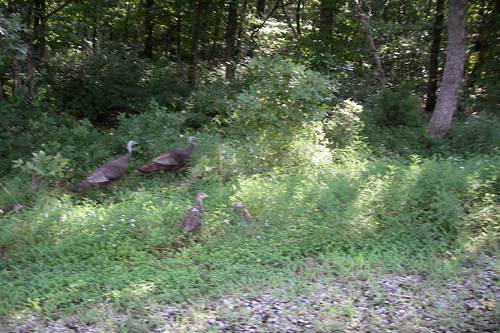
[223, 57, 334, 135]
[369, 82, 423, 127]
[42, 50, 188, 122]
[184, 79, 233, 129]
[13, 151, 69, 191]
[323, 99, 364, 149]
[114, 100, 187, 162]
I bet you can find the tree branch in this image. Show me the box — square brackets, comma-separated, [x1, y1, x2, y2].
[281, 0, 298, 39]
[249, 0, 281, 40]
[45, 0, 73, 20]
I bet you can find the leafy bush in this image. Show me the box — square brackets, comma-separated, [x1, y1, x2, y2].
[444, 117, 500, 155]
[42, 50, 188, 122]
[0, 12, 27, 77]
[223, 57, 334, 135]
[323, 99, 364, 149]
[368, 82, 423, 127]
[114, 100, 187, 162]
[13, 151, 69, 190]
[184, 79, 232, 129]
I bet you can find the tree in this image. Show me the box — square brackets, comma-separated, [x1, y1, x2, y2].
[353, 0, 385, 85]
[143, 0, 155, 59]
[188, 0, 209, 87]
[32, 0, 47, 64]
[424, 0, 445, 114]
[225, 0, 239, 80]
[428, 0, 468, 138]
[318, 0, 335, 53]
[256, 0, 265, 17]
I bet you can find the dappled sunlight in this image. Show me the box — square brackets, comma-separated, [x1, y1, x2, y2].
[1, 0, 499, 330]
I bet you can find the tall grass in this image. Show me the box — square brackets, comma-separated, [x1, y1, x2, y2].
[1, 140, 498, 316]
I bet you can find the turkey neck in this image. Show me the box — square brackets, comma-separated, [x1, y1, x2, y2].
[120, 151, 132, 162]
[195, 198, 205, 211]
[186, 142, 196, 154]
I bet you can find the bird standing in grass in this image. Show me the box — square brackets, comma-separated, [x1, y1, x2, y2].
[70, 140, 137, 193]
[137, 136, 197, 174]
[234, 200, 254, 224]
[180, 192, 209, 233]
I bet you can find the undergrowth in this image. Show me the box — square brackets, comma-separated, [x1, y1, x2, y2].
[0, 58, 498, 323]
[0, 147, 498, 317]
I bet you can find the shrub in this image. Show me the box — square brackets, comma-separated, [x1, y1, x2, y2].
[369, 82, 423, 127]
[223, 57, 334, 135]
[13, 151, 69, 191]
[114, 100, 187, 162]
[323, 99, 364, 149]
[42, 50, 188, 122]
[184, 80, 232, 129]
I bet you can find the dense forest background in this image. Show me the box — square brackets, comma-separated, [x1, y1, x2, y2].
[0, 0, 499, 331]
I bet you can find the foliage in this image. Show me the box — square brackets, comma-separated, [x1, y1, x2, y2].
[323, 99, 364, 149]
[183, 78, 234, 129]
[114, 99, 187, 161]
[223, 57, 334, 134]
[13, 150, 69, 184]
[363, 116, 500, 158]
[0, 12, 27, 75]
[0, 0, 499, 326]
[368, 82, 423, 128]
[0, 148, 498, 317]
[42, 50, 188, 122]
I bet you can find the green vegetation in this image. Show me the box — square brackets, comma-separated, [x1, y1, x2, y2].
[0, 0, 499, 331]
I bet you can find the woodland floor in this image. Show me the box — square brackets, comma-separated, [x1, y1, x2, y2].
[2, 253, 498, 333]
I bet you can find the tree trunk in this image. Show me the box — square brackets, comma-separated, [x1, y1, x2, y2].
[188, 0, 208, 87]
[210, 16, 222, 59]
[425, 0, 445, 114]
[353, 0, 385, 85]
[12, 58, 22, 91]
[26, 54, 36, 101]
[33, 0, 46, 65]
[143, 0, 155, 59]
[257, 0, 266, 17]
[236, 0, 248, 57]
[92, 15, 98, 52]
[319, 0, 334, 52]
[0, 74, 5, 101]
[123, 0, 132, 40]
[175, 14, 182, 63]
[225, 0, 239, 80]
[296, 0, 302, 37]
[427, 0, 468, 138]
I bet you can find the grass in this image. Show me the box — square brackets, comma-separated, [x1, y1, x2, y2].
[0, 130, 499, 330]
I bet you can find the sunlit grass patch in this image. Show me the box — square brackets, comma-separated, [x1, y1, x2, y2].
[0, 138, 499, 321]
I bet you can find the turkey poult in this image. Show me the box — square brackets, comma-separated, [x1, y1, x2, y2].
[180, 192, 209, 233]
[234, 201, 254, 224]
[137, 136, 197, 174]
[70, 140, 137, 193]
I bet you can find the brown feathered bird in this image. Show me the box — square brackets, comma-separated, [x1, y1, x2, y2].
[70, 140, 137, 193]
[234, 201, 254, 224]
[180, 192, 209, 233]
[137, 136, 197, 174]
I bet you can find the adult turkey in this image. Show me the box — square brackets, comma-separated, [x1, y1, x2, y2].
[180, 192, 209, 233]
[70, 140, 137, 193]
[137, 136, 197, 174]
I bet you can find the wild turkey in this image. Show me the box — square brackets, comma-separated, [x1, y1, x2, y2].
[70, 140, 137, 193]
[137, 136, 197, 174]
[180, 192, 209, 233]
[234, 201, 254, 224]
